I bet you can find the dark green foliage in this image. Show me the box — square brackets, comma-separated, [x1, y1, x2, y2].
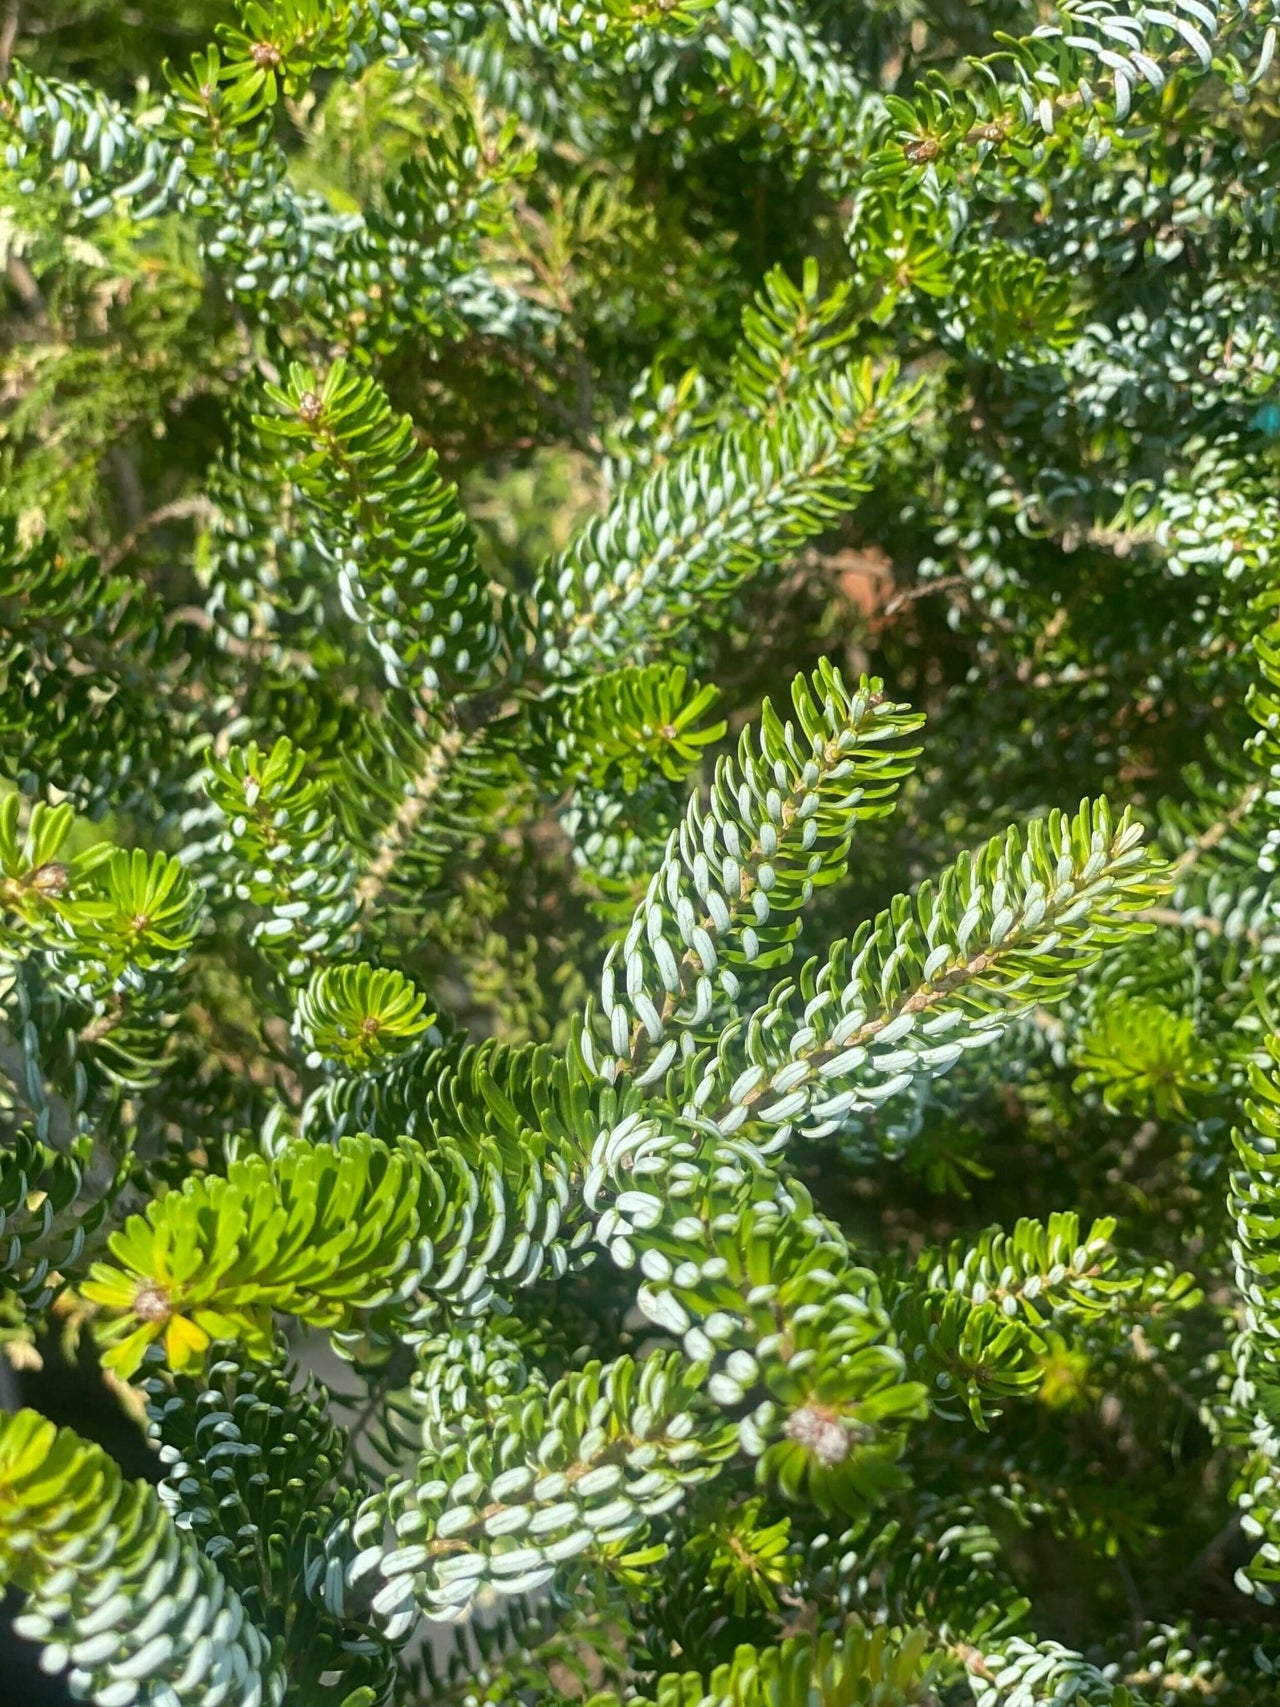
[145, 1345, 397, 1704]
[3, 1, 1280, 1705]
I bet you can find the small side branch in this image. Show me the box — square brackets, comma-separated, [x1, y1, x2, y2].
[0, 1, 21, 80]
[1168, 782, 1262, 880]
[100, 496, 221, 574]
[355, 721, 468, 913]
[1135, 904, 1263, 946]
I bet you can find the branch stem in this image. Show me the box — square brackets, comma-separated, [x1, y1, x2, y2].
[99, 497, 220, 574]
[355, 722, 468, 912]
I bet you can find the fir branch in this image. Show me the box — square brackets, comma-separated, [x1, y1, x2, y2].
[673, 800, 1164, 1157]
[596, 661, 922, 1089]
[98, 494, 220, 573]
[0, 1409, 284, 1706]
[537, 364, 919, 674]
[355, 718, 468, 913]
[1167, 781, 1263, 879]
[351, 1345, 737, 1634]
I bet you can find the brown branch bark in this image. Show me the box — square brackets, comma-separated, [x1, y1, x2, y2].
[99, 496, 221, 573]
[0, 0, 21, 80]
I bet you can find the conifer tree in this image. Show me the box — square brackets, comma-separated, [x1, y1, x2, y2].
[2, 2, 1280, 1704]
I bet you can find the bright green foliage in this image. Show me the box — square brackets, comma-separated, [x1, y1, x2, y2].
[1073, 996, 1216, 1118]
[82, 1136, 419, 1374]
[729, 260, 858, 423]
[0, 797, 107, 946]
[5, 0, 1280, 1702]
[678, 1496, 796, 1618]
[891, 1213, 1199, 1429]
[595, 1623, 940, 1706]
[529, 664, 727, 794]
[83, 1101, 594, 1376]
[295, 962, 434, 1072]
[0, 1407, 283, 1706]
[893, 1289, 1047, 1431]
[56, 848, 202, 992]
[1, 796, 204, 1097]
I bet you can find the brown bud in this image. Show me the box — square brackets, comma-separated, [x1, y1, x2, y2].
[903, 135, 940, 165]
[250, 41, 283, 69]
[27, 862, 70, 897]
[133, 1282, 171, 1323]
[297, 390, 323, 425]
